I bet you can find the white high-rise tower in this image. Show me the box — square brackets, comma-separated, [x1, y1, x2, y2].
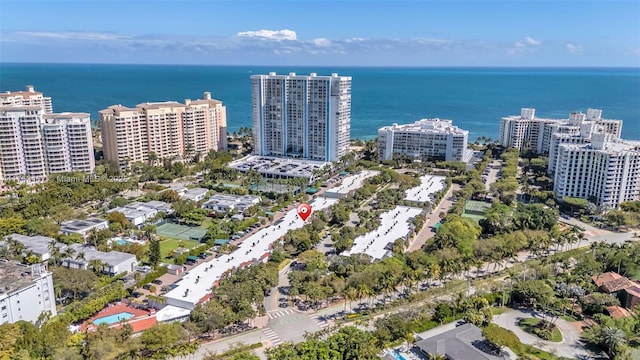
[251, 72, 351, 162]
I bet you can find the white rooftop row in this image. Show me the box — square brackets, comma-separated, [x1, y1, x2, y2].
[324, 170, 380, 198]
[228, 155, 328, 179]
[202, 194, 261, 213]
[404, 175, 446, 203]
[343, 206, 423, 261]
[107, 201, 173, 227]
[380, 118, 468, 135]
[163, 197, 339, 310]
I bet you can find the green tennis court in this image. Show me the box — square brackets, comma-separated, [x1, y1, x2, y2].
[462, 200, 491, 221]
[156, 222, 207, 241]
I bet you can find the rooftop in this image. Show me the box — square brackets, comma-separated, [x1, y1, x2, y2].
[181, 188, 209, 200]
[606, 305, 632, 318]
[592, 272, 632, 293]
[67, 244, 136, 266]
[343, 206, 423, 261]
[414, 323, 503, 360]
[380, 118, 469, 135]
[5, 233, 58, 256]
[60, 218, 108, 232]
[325, 170, 380, 196]
[404, 174, 446, 203]
[229, 156, 328, 179]
[163, 197, 339, 308]
[204, 194, 261, 207]
[0, 261, 49, 297]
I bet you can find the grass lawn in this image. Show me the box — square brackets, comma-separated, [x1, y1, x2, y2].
[518, 318, 563, 342]
[491, 306, 509, 315]
[199, 218, 214, 229]
[158, 238, 201, 261]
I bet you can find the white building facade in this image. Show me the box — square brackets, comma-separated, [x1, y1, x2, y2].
[499, 108, 622, 154]
[378, 119, 469, 162]
[553, 133, 640, 211]
[0, 263, 57, 325]
[0, 107, 94, 186]
[251, 72, 351, 162]
[0, 86, 53, 114]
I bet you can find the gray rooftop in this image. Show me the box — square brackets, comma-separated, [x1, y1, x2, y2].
[60, 218, 108, 232]
[414, 323, 504, 360]
[6, 233, 57, 256]
[229, 156, 328, 178]
[67, 244, 136, 266]
[0, 261, 49, 296]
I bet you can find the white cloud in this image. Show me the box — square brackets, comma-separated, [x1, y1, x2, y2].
[313, 38, 332, 47]
[16, 31, 130, 41]
[236, 29, 297, 41]
[514, 36, 541, 48]
[524, 37, 541, 46]
[510, 36, 542, 55]
[566, 43, 583, 54]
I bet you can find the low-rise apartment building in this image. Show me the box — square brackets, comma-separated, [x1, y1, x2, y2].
[0, 262, 56, 325]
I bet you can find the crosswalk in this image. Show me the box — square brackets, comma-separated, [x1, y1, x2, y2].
[262, 327, 282, 346]
[267, 308, 295, 319]
[308, 313, 329, 329]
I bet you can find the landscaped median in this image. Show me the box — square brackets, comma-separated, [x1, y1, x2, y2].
[518, 317, 563, 342]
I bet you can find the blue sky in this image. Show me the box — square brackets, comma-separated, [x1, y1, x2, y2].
[1, 0, 639, 66]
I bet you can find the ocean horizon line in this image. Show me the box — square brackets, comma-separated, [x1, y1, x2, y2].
[2, 62, 639, 70]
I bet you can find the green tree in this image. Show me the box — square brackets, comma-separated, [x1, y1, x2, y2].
[148, 239, 161, 269]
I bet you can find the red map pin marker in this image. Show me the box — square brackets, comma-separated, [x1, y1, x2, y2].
[297, 203, 312, 222]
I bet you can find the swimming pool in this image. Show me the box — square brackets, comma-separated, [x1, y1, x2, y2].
[115, 239, 131, 246]
[392, 351, 408, 360]
[93, 312, 134, 325]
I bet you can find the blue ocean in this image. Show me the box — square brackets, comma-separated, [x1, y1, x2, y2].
[1, 64, 639, 141]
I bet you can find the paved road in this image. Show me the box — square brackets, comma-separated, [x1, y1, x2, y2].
[407, 183, 460, 252]
[484, 159, 502, 191]
[493, 309, 607, 359]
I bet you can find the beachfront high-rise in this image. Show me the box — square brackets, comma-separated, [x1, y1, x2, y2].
[0, 107, 94, 185]
[99, 92, 227, 169]
[377, 119, 470, 162]
[499, 108, 622, 154]
[251, 72, 351, 162]
[553, 133, 640, 211]
[0, 86, 53, 114]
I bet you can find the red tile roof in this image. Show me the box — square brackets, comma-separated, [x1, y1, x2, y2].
[592, 272, 632, 293]
[624, 283, 640, 298]
[606, 306, 632, 318]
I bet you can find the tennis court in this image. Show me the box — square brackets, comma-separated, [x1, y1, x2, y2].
[462, 200, 491, 221]
[156, 222, 207, 241]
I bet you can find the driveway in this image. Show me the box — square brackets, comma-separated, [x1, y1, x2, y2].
[493, 309, 606, 359]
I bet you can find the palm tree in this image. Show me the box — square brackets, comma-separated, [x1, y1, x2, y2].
[88, 259, 104, 274]
[601, 326, 627, 357]
[47, 240, 61, 266]
[344, 288, 358, 312]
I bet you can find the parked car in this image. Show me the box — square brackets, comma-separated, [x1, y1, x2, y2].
[142, 284, 153, 291]
[152, 279, 163, 285]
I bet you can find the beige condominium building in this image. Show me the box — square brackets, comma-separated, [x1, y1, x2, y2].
[0, 85, 53, 114]
[0, 106, 94, 186]
[499, 108, 622, 154]
[251, 72, 351, 162]
[100, 92, 227, 169]
[377, 118, 470, 162]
